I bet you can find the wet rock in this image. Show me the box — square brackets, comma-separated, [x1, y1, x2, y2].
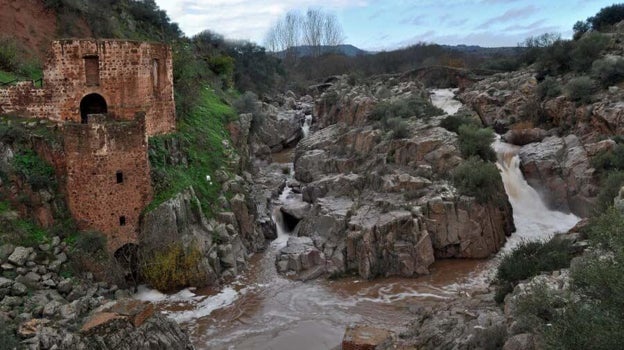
[425, 196, 514, 259]
[519, 135, 597, 216]
[280, 201, 311, 220]
[342, 325, 394, 350]
[275, 236, 325, 279]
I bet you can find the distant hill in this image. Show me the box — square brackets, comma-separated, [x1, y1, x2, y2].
[439, 44, 522, 56]
[274, 44, 369, 58]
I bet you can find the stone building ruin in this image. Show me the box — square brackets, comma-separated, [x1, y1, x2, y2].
[0, 39, 176, 251]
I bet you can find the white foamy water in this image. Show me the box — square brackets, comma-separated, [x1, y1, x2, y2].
[301, 114, 313, 138]
[430, 88, 462, 115]
[494, 139, 580, 251]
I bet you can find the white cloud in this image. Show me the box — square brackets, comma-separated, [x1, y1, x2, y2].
[155, 0, 368, 43]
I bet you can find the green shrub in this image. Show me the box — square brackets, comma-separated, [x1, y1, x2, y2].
[451, 157, 503, 203]
[494, 238, 574, 303]
[440, 114, 478, 133]
[384, 118, 411, 139]
[233, 91, 260, 115]
[507, 208, 624, 349]
[73, 231, 107, 256]
[512, 282, 568, 334]
[588, 3, 624, 31]
[596, 171, 624, 212]
[457, 124, 496, 162]
[592, 144, 624, 172]
[592, 56, 624, 87]
[570, 32, 610, 72]
[370, 96, 443, 122]
[0, 38, 20, 73]
[140, 243, 206, 292]
[536, 76, 562, 99]
[564, 76, 596, 104]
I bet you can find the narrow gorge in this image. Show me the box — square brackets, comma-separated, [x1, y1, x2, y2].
[135, 86, 581, 349]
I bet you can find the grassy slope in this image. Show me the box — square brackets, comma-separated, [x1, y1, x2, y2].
[148, 87, 237, 216]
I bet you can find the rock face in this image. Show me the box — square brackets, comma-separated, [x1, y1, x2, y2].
[518, 135, 604, 216]
[274, 75, 514, 280]
[249, 94, 314, 157]
[458, 69, 624, 217]
[140, 185, 269, 285]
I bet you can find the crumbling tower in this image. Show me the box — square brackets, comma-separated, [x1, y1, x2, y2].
[0, 39, 176, 251]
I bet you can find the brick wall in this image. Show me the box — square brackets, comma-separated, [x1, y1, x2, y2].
[0, 39, 178, 251]
[63, 114, 152, 251]
[0, 39, 176, 136]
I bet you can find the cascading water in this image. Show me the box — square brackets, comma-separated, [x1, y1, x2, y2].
[494, 140, 580, 251]
[136, 88, 582, 350]
[301, 114, 313, 138]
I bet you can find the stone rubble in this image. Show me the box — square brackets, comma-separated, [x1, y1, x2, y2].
[0, 238, 193, 349]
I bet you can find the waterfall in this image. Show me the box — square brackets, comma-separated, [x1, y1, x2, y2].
[494, 139, 580, 251]
[301, 114, 313, 138]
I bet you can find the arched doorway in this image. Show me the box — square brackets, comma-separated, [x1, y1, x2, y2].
[79, 93, 107, 123]
[114, 243, 139, 290]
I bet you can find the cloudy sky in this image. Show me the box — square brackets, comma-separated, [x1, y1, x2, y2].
[154, 0, 616, 50]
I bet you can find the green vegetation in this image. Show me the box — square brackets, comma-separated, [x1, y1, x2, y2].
[148, 88, 235, 217]
[457, 124, 496, 162]
[451, 157, 504, 203]
[0, 38, 42, 80]
[508, 208, 624, 350]
[140, 242, 205, 292]
[591, 56, 624, 87]
[0, 200, 49, 246]
[564, 76, 596, 104]
[590, 143, 624, 211]
[536, 76, 562, 100]
[574, 3, 624, 34]
[440, 113, 479, 133]
[12, 149, 57, 191]
[494, 238, 574, 303]
[369, 96, 443, 122]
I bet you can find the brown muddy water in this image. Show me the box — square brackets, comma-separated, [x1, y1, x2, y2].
[135, 89, 580, 350]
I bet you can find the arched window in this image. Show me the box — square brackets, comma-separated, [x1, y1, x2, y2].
[79, 93, 107, 123]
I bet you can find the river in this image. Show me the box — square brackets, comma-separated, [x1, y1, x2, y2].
[136, 89, 580, 350]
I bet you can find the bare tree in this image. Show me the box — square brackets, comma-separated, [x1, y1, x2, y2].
[264, 7, 344, 57]
[302, 8, 324, 56]
[322, 12, 345, 49]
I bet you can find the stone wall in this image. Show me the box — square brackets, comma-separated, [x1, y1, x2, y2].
[0, 39, 176, 136]
[62, 115, 152, 251]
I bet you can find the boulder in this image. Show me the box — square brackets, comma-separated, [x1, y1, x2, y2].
[342, 325, 394, 350]
[275, 236, 325, 280]
[8, 246, 31, 266]
[503, 128, 547, 146]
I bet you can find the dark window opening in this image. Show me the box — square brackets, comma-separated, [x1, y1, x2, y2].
[79, 93, 107, 124]
[84, 56, 100, 86]
[119, 216, 126, 226]
[116, 171, 124, 184]
[152, 59, 160, 95]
